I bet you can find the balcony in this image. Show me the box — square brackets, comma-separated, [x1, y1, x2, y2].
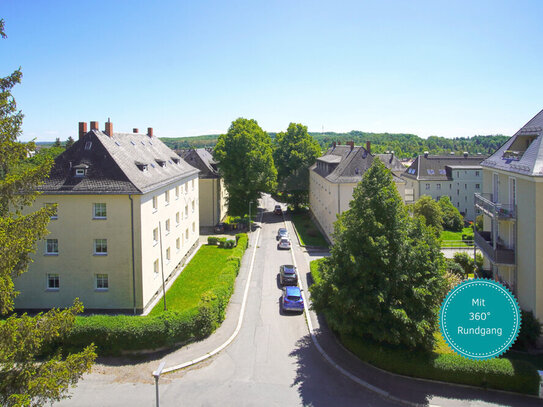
[474, 230, 515, 265]
[474, 193, 516, 220]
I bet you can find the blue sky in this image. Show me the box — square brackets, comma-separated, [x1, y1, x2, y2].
[2, 0, 542, 141]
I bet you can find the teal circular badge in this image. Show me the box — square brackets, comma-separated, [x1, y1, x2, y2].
[440, 279, 521, 360]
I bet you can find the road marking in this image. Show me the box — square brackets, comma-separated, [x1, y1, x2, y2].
[160, 206, 264, 374]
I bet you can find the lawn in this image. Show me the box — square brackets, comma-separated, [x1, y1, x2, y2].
[290, 211, 328, 247]
[149, 244, 237, 315]
[440, 227, 474, 247]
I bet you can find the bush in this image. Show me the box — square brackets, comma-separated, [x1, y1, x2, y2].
[445, 259, 465, 278]
[207, 236, 219, 245]
[224, 239, 235, 249]
[453, 252, 475, 276]
[217, 237, 228, 248]
[475, 214, 483, 231]
[513, 309, 542, 350]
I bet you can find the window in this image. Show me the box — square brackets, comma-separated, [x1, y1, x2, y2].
[153, 228, 158, 245]
[176, 212, 180, 225]
[426, 169, 434, 175]
[475, 171, 480, 176]
[464, 184, 467, 189]
[93, 203, 107, 219]
[436, 184, 441, 190]
[75, 169, 85, 177]
[465, 196, 468, 201]
[475, 184, 480, 189]
[165, 219, 170, 234]
[192, 200, 195, 213]
[85, 141, 92, 150]
[44, 203, 58, 219]
[425, 184, 430, 190]
[184, 183, 188, 193]
[175, 186, 179, 199]
[449, 184, 452, 189]
[457, 189, 459, 195]
[96, 274, 109, 290]
[192, 222, 195, 233]
[47, 273, 59, 290]
[154, 259, 159, 275]
[166, 247, 171, 262]
[176, 237, 180, 250]
[152, 196, 158, 211]
[165, 190, 170, 205]
[94, 239, 107, 255]
[509, 178, 516, 207]
[46, 239, 58, 255]
[185, 205, 189, 218]
[186, 228, 189, 240]
[191, 180, 194, 190]
[493, 173, 499, 203]
[439, 169, 446, 175]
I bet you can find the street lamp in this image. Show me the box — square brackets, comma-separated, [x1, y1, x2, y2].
[152, 361, 166, 407]
[248, 200, 253, 233]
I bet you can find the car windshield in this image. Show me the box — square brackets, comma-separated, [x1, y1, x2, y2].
[280, 239, 289, 243]
[287, 295, 301, 301]
[279, 229, 287, 234]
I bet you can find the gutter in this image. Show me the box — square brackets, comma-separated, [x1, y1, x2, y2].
[129, 194, 137, 314]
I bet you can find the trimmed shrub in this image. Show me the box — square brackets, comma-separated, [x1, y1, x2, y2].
[217, 237, 228, 248]
[207, 236, 219, 245]
[513, 309, 542, 350]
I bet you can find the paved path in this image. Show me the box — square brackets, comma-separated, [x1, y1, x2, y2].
[55, 197, 540, 406]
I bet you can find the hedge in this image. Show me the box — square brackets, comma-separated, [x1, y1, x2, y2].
[56, 233, 248, 355]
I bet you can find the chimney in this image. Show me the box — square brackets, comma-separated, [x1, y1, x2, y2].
[390, 150, 394, 157]
[332, 141, 336, 148]
[349, 141, 354, 150]
[78, 122, 87, 140]
[147, 127, 153, 138]
[90, 121, 99, 131]
[366, 141, 371, 154]
[133, 128, 139, 134]
[105, 120, 113, 137]
[463, 152, 468, 158]
[424, 151, 429, 158]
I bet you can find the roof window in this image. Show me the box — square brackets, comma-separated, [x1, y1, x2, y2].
[135, 162, 148, 172]
[115, 141, 121, 147]
[439, 169, 446, 175]
[130, 141, 136, 146]
[85, 141, 92, 150]
[155, 159, 166, 167]
[171, 157, 180, 164]
[427, 169, 435, 175]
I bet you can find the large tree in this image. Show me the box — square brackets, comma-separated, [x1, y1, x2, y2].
[310, 158, 447, 350]
[0, 19, 95, 406]
[413, 195, 443, 236]
[213, 118, 277, 215]
[273, 123, 321, 208]
[439, 195, 463, 232]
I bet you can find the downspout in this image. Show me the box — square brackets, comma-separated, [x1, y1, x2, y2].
[212, 178, 215, 224]
[129, 194, 137, 315]
[337, 183, 340, 215]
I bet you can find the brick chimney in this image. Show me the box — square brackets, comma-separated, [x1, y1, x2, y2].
[133, 128, 139, 134]
[90, 121, 99, 131]
[78, 122, 87, 140]
[365, 141, 371, 154]
[350, 141, 354, 150]
[105, 120, 113, 137]
[332, 141, 336, 148]
[147, 127, 153, 138]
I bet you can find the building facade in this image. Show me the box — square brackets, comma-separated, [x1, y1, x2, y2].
[475, 109, 543, 321]
[179, 148, 228, 228]
[309, 142, 406, 243]
[14, 121, 200, 313]
[402, 153, 486, 220]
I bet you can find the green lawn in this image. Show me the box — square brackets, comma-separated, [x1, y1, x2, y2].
[440, 227, 474, 247]
[149, 245, 236, 315]
[290, 211, 328, 247]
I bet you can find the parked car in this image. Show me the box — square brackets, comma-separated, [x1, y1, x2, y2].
[277, 237, 291, 250]
[279, 264, 298, 286]
[214, 222, 227, 233]
[274, 205, 283, 215]
[276, 227, 289, 241]
[281, 286, 304, 313]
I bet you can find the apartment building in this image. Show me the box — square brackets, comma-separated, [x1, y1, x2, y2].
[14, 121, 200, 314]
[309, 142, 406, 243]
[179, 148, 228, 228]
[475, 109, 543, 321]
[401, 153, 486, 220]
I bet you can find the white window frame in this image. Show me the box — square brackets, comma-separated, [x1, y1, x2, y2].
[75, 168, 85, 177]
[46, 273, 60, 290]
[95, 274, 109, 291]
[154, 259, 159, 275]
[176, 237, 180, 251]
[152, 196, 158, 212]
[45, 239, 58, 255]
[153, 228, 159, 246]
[165, 190, 170, 205]
[176, 212, 180, 226]
[93, 203, 107, 219]
[165, 219, 171, 234]
[93, 239, 108, 256]
[166, 247, 171, 262]
[175, 186, 179, 199]
[192, 200, 195, 213]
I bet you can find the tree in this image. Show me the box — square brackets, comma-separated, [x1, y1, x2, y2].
[413, 195, 442, 236]
[52, 137, 61, 148]
[213, 118, 277, 215]
[273, 123, 321, 208]
[439, 196, 463, 231]
[0, 19, 96, 406]
[65, 136, 75, 149]
[310, 158, 447, 350]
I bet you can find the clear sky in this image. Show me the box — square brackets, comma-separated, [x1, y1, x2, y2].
[2, 0, 542, 142]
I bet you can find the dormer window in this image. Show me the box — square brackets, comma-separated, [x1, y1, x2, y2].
[73, 164, 89, 177]
[171, 157, 180, 164]
[75, 169, 85, 177]
[156, 159, 166, 168]
[135, 162, 148, 172]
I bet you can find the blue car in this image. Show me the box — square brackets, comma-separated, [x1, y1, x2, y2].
[281, 286, 304, 313]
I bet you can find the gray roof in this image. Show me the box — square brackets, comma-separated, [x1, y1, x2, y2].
[402, 154, 486, 181]
[179, 148, 219, 179]
[39, 130, 199, 194]
[311, 144, 405, 184]
[481, 109, 543, 176]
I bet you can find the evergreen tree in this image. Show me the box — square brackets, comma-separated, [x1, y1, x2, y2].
[213, 118, 277, 215]
[65, 136, 75, 149]
[52, 137, 61, 148]
[310, 158, 447, 350]
[0, 19, 96, 406]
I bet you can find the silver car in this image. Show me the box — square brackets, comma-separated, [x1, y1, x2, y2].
[277, 237, 291, 250]
[276, 228, 289, 241]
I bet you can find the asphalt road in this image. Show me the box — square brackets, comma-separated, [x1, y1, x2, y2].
[55, 198, 399, 407]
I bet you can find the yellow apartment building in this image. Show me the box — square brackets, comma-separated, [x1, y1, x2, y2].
[14, 121, 200, 314]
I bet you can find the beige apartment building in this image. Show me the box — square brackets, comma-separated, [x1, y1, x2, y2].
[180, 148, 228, 228]
[14, 121, 200, 314]
[402, 153, 486, 220]
[309, 142, 406, 243]
[475, 109, 543, 321]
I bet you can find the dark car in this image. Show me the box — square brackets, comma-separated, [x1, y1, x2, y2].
[279, 264, 298, 286]
[281, 286, 304, 313]
[214, 222, 227, 233]
[276, 227, 289, 241]
[274, 205, 283, 215]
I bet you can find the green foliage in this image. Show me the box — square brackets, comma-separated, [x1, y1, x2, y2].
[475, 214, 483, 231]
[341, 333, 539, 395]
[273, 123, 320, 208]
[207, 236, 219, 245]
[439, 196, 464, 232]
[290, 210, 328, 247]
[52, 138, 61, 148]
[59, 234, 248, 355]
[452, 252, 475, 277]
[213, 118, 277, 216]
[64, 136, 75, 149]
[413, 195, 443, 235]
[513, 310, 542, 350]
[445, 259, 465, 277]
[310, 158, 447, 350]
[0, 20, 96, 405]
